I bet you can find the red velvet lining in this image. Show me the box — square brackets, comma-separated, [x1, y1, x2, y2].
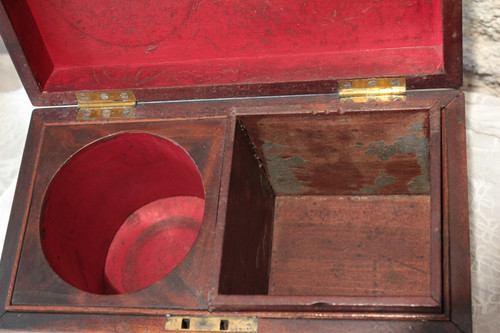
[104, 196, 205, 294]
[11, 0, 442, 91]
[40, 133, 205, 295]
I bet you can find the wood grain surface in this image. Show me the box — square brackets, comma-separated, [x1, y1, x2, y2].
[269, 195, 431, 297]
[11, 117, 226, 310]
[0, 92, 470, 332]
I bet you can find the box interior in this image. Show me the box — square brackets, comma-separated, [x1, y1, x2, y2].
[3, 0, 443, 92]
[40, 132, 205, 295]
[12, 118, 227, 309]
[219, 110, 434, 299]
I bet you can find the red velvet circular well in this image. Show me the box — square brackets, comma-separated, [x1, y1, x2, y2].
[40, 132, 205, 295]
[104, 196, 204, 294]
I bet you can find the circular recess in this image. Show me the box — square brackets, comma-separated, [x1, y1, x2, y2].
[40, 132, 205, 295]
[104, 196, 204, 294]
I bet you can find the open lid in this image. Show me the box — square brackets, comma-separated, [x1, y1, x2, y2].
[0, 0, 462, 106]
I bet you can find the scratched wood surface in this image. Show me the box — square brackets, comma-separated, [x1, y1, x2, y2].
[218, 119, 275, 295]
[269, 195, 431, 297]
[0, 92, 471, 332]
[240, 111, 430, 196]
[11, 116, 226, 309]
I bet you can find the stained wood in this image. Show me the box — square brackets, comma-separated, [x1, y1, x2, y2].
[257, 318, 465, 332]
[11, 117, 226, 309]
[240, 111, 430, 196]
[218, 120, 275, 295]
[444, 93, 472, 332]
[0, 312, 167, 332]
[0, 92, 471, 332]
[0, 312, 465, 332]
[269, 195, 431, 297]
[40, 133, 206, 295]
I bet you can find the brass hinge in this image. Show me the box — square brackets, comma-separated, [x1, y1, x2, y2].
[76, 91, 136, 120]
[164, 315, 258, 332]
[339, 77, 406, 103]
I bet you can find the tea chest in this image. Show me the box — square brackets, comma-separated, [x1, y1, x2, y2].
[0, 0, 471, 332]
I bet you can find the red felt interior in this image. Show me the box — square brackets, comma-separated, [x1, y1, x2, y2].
[40, 132, 205, 295]
[104, 196, 204, 294]
[5, 0, 443, 92]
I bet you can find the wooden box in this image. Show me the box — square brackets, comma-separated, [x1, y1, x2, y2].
[0, 0, 471, 332]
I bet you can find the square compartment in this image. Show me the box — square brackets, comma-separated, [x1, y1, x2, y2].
[217, 107, 441, 312]
[9, 115, 226, 310]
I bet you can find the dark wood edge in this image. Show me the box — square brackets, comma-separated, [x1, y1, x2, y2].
[443, 92, 472, 332]
[27, 91, 453, 120]
[14, 76, 464, 108]
[442, 0, 463, 88]
[0, 0, 40, 106]
[0, 312, 167, 333]
[2, 302, 446, 321]
[429, 102, 443, 305]
[207, 114, 237, 308]
[406, 0, 463, 91]
[0, 112, 44, 315]
[210, 295, 440, 314]
[257, 317, 466, 333]
[0, 0, 462, 106]
[441, 101, 451, 321]
[0, 311, 465, 332]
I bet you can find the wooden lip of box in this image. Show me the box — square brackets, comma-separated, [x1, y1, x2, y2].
[0, 0, 471, 332]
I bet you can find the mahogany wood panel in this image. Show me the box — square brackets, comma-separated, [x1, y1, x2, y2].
[269, 195, 431, 298]
[443, 93, 472, 332]
[10, 116, 227, 310]
[218, 120, 275, 295]
[0, 312, 168, 332]
[240, 111, 430, 196]
[0, 0, 52, 92]
[0, 91, 470, 332]
[0, 113, 44, 314]
[0, 312, 466, 333]
[257, 317, 466, 332]
[39, 132, 206, 295]
[209, 92, 463, 319]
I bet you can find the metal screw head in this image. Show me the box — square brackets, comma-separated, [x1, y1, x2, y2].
[100, 93, 109, 100]
[393, 97, 403, 102]
[102, 109, 111, 118]
[367, 80, 377, 87]
[122, 108, 132, 117]
[342, 81, 353, 89]
[390, 79, 401, 86]
[120, 92, 130, 99]
[344, 98, 353, 103]
[79, 94, 89, 101]
[81, 109, 91, 118]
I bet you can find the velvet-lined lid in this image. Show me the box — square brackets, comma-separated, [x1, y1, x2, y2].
[0, 0, 462, 106]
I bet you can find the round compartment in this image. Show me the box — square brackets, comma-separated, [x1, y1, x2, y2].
[40, 132, 205, 295]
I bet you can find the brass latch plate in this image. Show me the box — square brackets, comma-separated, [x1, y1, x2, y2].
[164, 315, 258, 332]
[76, 91, 136, 120]
[339, 77, 406, 103]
